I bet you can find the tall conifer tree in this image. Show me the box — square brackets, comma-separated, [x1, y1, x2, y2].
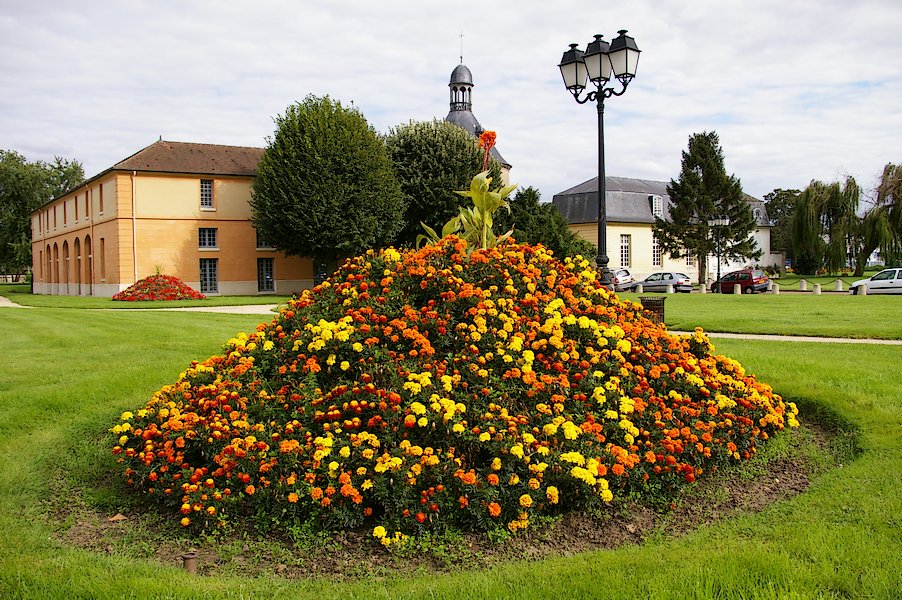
[652, 131, 760, 285]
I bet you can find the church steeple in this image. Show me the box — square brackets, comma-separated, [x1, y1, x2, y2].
[449, 64, 473, 113]
[444, 62, 511, 172]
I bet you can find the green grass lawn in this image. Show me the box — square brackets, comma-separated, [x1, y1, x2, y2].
[0, 306, 899, 598]
[0, 282, 292, 309]
[619, 292, 902, 339]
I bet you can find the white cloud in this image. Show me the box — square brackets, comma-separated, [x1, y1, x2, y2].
[1, 0, 899, 203]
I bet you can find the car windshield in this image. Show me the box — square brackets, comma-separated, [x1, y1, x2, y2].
[872, 270, 896, 281]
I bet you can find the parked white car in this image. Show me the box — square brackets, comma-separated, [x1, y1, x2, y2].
[611, 268, 634, 292]
[849, 268, 902, 295]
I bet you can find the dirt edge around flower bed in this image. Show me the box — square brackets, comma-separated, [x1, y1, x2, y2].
[53, 419, 840, 581]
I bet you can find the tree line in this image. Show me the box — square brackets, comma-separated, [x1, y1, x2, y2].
[765, 164, 901, 275]
[0, 95, 592, 278]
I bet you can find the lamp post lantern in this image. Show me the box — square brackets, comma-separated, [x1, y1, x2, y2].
[559, 30, 640, 288]
[707, 216, 730, 289]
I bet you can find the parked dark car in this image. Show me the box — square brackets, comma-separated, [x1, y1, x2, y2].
[611, 268, 634, 292]
[630, 272, 693, 293]
[849, 268, 902, 295]
[710, 269, 769, 294]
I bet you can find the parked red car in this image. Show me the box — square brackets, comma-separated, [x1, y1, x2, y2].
[710, 269, 769, 294]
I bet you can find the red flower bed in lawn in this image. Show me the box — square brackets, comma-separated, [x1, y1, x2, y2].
[112, 275, 205, 301]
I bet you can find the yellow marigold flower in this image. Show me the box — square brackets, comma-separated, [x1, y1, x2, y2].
[361, 479, 373, 491]
[118, 435, 128, 445]
[452, 423, 465, 433]
[120, 411, 134, 421]
[601, 489, 614, 503]
[340, 361, 350, 371]
[328, 461, 339, 471]
[479, 432, 491, 442]
[180, 517, 190, 527]
[417, 417, 428, 427]
[339, 446, 351, 458]
[528, 478, 540, 490]
[491, 457, 502, 471]
[352, 342, 363, 352]
[542, 423, 558, 436]
[519, 494, 533, 508]
[509, 474, 520, 485]
[510, 444, 524, 459]
[546, 486, 559, 505]
[410, 402, 426, 415]
[373, 525, 387, 538]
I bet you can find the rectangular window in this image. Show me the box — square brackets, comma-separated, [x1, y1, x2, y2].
[256, 230, 273, 249]
[86, 191, 90, 218]
[199, 258, 218, 293]
[257, 258, 275, 292]
[99, 184, 104, 213]
[75, 196, 79, 222]
[620, 234, 631, 268]
[100, 238, 106, 281]
[54, 206, 57, 229]
[686, 253, 696, 267]
[198, 227, 218, 248]
[63, 202, 67, 225]
[652, 236, 662, 267]
[200, 179, 214, 208]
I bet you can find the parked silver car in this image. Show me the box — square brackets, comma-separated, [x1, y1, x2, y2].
[629, 272, 693, 293]
[611, 268, 634, 292]
[849, 268, 902, 295]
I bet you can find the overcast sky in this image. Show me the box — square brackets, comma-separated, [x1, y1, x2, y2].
[2, 0, 899, 204]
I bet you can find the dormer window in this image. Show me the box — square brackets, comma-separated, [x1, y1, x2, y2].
[650, 195, 663, 218]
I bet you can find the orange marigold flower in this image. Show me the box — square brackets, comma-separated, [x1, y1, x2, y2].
[458, 495, 469, 509]
[287, 493, 299, 503]
[611, 464, 625, 476]
[244, 485, 255, 495]
[487, 474, 499, 486]
[180, 517, 191, 527]
[310, 487, 323, 500]
[488, 502, 502, 517]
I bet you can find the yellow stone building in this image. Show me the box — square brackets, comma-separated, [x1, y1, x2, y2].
[30, 140, 312, 297]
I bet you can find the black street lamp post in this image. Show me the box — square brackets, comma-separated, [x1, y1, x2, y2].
[707, 216, 730, 290]
[559, 30, 640, 288]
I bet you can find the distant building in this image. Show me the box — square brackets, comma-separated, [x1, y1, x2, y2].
[31, 64, 515, 298]
[30, 141, 312, 297]
[552, 176, 783, 281]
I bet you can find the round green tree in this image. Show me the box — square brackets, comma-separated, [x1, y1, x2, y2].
[251, 96, 405, 273]
[384, 119, 502, 247]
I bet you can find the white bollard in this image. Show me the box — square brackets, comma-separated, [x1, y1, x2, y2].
[699, 284, 707, 294]
[813, 284, 821, 295]
[799, 279, 808, 291]
[733, 283, 742, 295]
[767, 280, 773, 291]
[834, 279, 844, 292]
[634, 284, 643, 293]
[773, 283, 780, 295]
[860, 284, 868, 296]
[666, 284, 674, 294]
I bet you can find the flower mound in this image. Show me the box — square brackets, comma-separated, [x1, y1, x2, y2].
[112, 275, 205, 301]
[113, 238, 798, 540]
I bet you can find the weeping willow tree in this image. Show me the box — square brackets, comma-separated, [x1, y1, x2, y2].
[791, 177, 860, 274]
[854, 163, 902, 274]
